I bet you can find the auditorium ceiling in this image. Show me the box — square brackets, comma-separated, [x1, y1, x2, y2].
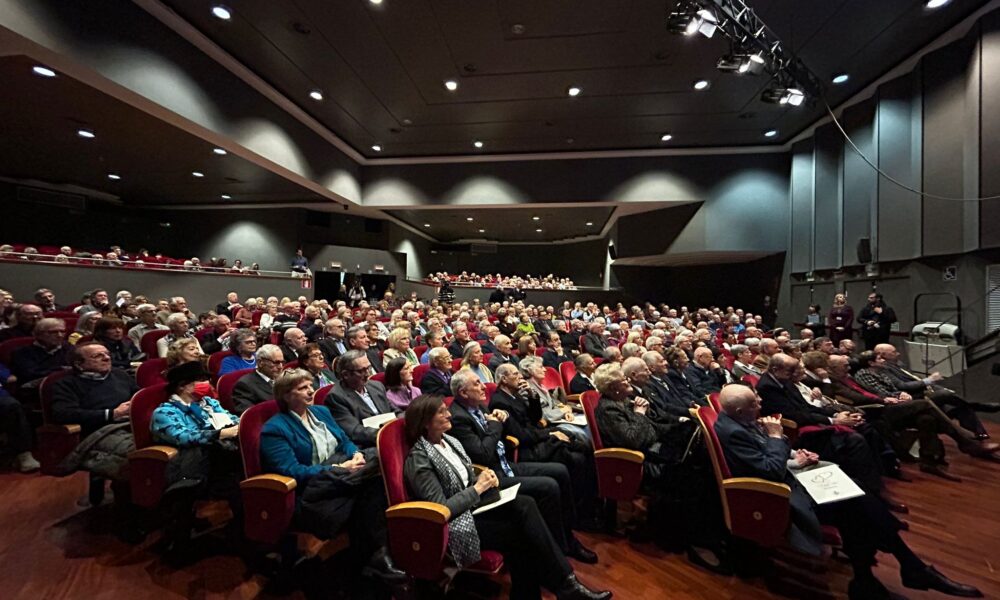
[161, 0, 982, 159]
[0, 55, 323, 207]
[387, 205, 616, 243]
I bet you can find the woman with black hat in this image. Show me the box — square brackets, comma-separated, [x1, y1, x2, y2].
[151, 361, 240, 448]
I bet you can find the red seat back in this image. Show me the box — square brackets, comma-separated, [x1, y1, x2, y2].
[542, 366, 564, 392]
[313, 384, 334, 406]
[217, 368, 255, 412]
[534, 347, 546, 357]
[136, 358, 169, 388]
[451, 358, 463, 372]
[0, 336, 33, 366]
[559, 361, 577, 391]
[194, 328, 213, 342]
[741, 374, 760, 388]
[484, 382, 497, 398]
[593, 357, 603, 366]
[581, 391, 603, 450]
[39, 369, 74, 423]
[129, 383, 169, 450]
[376, 418, 411, 506]
[251, 311, 263, 327]
[413, 345, 428, 360]
[140, 330, 170, 357]
[239, 400, 280, 478]
[284, 360, 299, 370]
[208, 350, 230, 378]
[412, 364, 431, 387]
[371, 372, 386, 384]
[707, 392, 721, 413]
[695, 405, 732, 478]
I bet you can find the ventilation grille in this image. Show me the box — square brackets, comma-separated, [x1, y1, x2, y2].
[989, 264, 1000, 334]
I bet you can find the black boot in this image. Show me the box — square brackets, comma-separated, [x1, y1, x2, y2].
[554, 574, 612, 600]
[362, 547, 408, 583]
[902, 565, 983, 597]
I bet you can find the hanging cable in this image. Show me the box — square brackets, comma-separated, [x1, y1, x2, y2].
[824, 101, 1000, 203]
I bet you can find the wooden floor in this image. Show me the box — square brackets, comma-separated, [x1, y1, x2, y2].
[1, 425, 999, 600]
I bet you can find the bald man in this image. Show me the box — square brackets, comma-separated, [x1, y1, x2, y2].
[713, 385, 981, 599]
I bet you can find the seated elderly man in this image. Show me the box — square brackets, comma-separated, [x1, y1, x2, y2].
[51, 343, 138, 483]
[636, 352, 694, 419]
[279, 327, 308, 363]
[714, 385, 980, 599]
[542, 330, 573, 370]
[34, 288, 63, 314]
[0, 303, 43, 342]
[200, 315, 235, 354]
[10, 317, 71, 393]
[317, 318, 348, 366]
[581, 320, 607, 357]
[157, 313, 202, 358]
[345, 324, 384, 374]
[485, 334, 516, 372]
[419, 347, 453, 396]
[231, 344, 285, 414]
[447, 368, 598, 563]
[684, 346, 732, 396]
[127, 304, 167, 346]
[568, 353, 597, 394]
[325, 350, 396, 448]
[592, 362, 726, 572]
[447, 321, 473, 359]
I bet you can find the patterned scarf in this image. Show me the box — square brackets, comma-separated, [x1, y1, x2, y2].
[415, 434, 481, 567]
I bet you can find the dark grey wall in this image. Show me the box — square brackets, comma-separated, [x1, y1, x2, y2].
[396, 279, 633, 308]
[0, 260, 308, 313]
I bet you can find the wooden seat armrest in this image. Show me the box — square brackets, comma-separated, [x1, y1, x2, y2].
[386, 501, 451, 524]
[504, 435, 520, 448]
[594, 448, 645, 464]
[780, 418, 798, 430]
[565, 394, 582, 404]
[722, 477, 791, 498]
[128, 445, 179, 461]
[240, 473, 297, 493]
[38, 423, 81, 435]
[688, 407, 699, 418]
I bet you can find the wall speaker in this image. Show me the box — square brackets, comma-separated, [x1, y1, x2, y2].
[856, 237, 872, 264]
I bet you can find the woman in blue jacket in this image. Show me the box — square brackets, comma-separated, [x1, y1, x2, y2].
[259, 369, 404, 582]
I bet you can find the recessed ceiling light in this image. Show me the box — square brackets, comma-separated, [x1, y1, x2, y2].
[369, 0, 383, 4]
[444, 80, 458, 91]
[532, 216, 540, 221]
[32, 65, 56, 77]
[77, 129, 95, 139]
[535, 228, 543, 233]
[372, 144, 383, 152]
[423, 223, 431, 228]
[693, 79, 710, 90]
[473, 140, 483, 149]
[925, 0, 950, 8]
[567, 86, 582, 97]
[586, 222, 593, 226]
[309, 89, 324, 101]
[221, 194, 231, 199]
[660, 133, 673, 142]
[478, 229, 485, 233]
[764, 129, 778, 138]
[107, 173, 121, 180]
[211, 5, 231, 20]
[192, 171, 204, 178]
[213, 147, 227, 155]
[466, 217, 474, 221]
[832, 73, 849, 84]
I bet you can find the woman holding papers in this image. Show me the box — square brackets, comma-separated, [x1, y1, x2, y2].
[403, 395, 611, 600]
[259, 369, 406, 583]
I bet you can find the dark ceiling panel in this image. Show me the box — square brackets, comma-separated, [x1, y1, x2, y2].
[387, 206, 616, 243]
[0, 55, 318, 206]
[160, 0, 981, 158]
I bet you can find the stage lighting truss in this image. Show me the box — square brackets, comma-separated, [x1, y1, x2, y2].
[670, 0, 824, 105]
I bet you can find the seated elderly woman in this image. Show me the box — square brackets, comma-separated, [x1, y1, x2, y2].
[297, 342, 337, 389]
[166, 338, 214, 398]
[233, 298, 256, 328]
[591, 362, 727, 573]
[382, 327, 418, 368]
[93, 317, 144, 370]
[517, 334, 538, 359]
[518, 357, 589, 443]
[260, 369, 404, 582]
[459, 341, 494, 384]
[420, 347, 454, 396]
[403, 394, 610, 600]
[69, 311, 102, 345]
[216, 329, 258, 377]
[158, 312, 203, 358]
[384, 356, 421, 410]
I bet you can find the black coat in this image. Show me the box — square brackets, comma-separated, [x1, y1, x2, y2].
[756, 372, 835, 427]
[231, 371, 273, 414]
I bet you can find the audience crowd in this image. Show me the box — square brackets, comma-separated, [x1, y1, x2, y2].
[426, 271, 577, 290]
[0, 276, 995, 599]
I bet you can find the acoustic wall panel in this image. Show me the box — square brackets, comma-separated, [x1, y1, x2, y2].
[790, 139, 815, 273]
[876, 72, 923, 262]
[922, 29, 980, 256]
[841, 99, 878, 266]
[813, 124, 842, 270]
[980, 11, 1000, 248]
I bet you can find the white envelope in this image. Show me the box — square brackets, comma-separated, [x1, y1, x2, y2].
[362, 412, 397, 429]
[794, 463, 865, 505]
[473, 483, 520, 515]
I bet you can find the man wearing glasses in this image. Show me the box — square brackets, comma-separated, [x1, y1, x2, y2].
[318, 318, 348, 366]
[326, 350, 397, 447]
[10, 318, 71, 399]
[231, 344, 285, 414]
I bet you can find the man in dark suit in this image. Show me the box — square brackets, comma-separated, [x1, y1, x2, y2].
[326, 350, 396, 447]
[487, 334, 519, 373]
[684, 346, 729, 396]
[346, 325, 384, 374]
[317, 318, 348, 367]
[757, 354, 884, 497]
[542, 331, 572, 370]
[715, 385, 980, 600]
[581, 321, 607, 357]
[448, 369, 597, 563]
[231, 344, 284, 414]
[857, 293, 896, 350]
[10, 318, 71, 398]
[419, 347, 453, 396]
[447, 322, 472, 359]
[488, 286, 506, 304]
[641, 351, 694, 419]
[200, 315, 235, 354]
[568, 353, 597, 394]
[480, 327, 500, 356]
[280, 327, 308, 363]
[215, 292, 240, 319]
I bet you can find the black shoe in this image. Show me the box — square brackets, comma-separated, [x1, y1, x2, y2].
[362, 547, 408, 584]
[902, 565, 983, 597]
[567, 539, 599, 564]
[555, 574, 612, 600]
[848, 575, 907, 600]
